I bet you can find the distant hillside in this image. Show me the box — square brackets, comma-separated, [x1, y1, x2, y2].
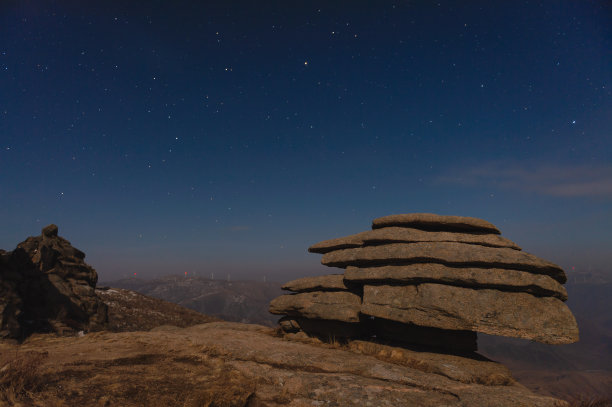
[102, 276, 284, 327]
[96, 286, 220, 332]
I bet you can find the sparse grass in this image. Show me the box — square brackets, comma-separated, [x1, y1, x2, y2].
[347, 339, 514, 386]
[0, 351, 47, 398]
[0, 346, 257, 407]
[183, 365, 256, 407]
[567, 397, 612, 407]
[0, 351, 64, 406]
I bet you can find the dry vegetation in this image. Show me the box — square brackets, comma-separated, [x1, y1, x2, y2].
[0, 351, 70, 406]
[0, 345, 259, 407]
[567, 398, 612, 407]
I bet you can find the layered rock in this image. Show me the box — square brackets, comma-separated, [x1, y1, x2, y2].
[0, 225, 108, 339]
[321, 242, 567, 283]
[270, 213, 579, 351]
[344, 264, 568, 300]
[281, 274, 349, 292]
[372, 213, 501, 233]
[309, 227, 521, 253]
[269, 291, 361, 323]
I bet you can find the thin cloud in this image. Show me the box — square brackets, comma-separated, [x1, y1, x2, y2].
[437, 162, 612, 198]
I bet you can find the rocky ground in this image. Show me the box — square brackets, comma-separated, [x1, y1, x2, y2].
[102, 273, 612, 403]
[0, 321, 567, 407]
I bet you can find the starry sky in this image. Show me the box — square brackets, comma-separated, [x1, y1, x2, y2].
[1, 1, 611, 281]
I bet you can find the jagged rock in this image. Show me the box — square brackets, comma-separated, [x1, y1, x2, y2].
[309, 227, 520, 254]
[361, 284, 579, 344]
[42, 224, 59, 237]
[344, 264, 568, 300]
[372, 213, 501, 234]
[322, 242, 567, 283]
[269, 291, 361, 323]
[282, 274, 349, 292]
[0, 225, 108, 339]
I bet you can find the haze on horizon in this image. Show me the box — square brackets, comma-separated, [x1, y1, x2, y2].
[1, 1, 610, 281]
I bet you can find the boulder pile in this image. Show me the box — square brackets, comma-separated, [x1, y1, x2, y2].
[0, 224, 108, 339]
[270, 213, 579, 351]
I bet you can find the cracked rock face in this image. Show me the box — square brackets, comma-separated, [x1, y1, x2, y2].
[270, 213, 579, 349]
[0, 225, 108, 339]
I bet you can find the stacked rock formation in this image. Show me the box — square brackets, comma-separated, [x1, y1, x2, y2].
[0, 224, 108, 339]
[270, 213, 579, 351]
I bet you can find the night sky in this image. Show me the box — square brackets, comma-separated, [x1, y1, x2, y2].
[1, 1, 611, 281]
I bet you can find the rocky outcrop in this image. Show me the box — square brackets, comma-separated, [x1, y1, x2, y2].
[0, 225, 108, 339]
[0, 322, 568, 406]
[270, 213, 579, 350]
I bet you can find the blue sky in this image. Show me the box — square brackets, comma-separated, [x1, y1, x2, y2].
[1, 1, 610, 281]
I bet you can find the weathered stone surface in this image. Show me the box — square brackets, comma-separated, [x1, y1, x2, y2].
[0, 225, 108, 339]
[278, 316, 301, 333]
[308, 231, 368, 253]
[361, 284, 579, 344]
[0, 322, 566, 406]
[309, 227, 520, 253]
[282, 273, 348, 292]
[42, 223, 59, 237]
[349, 340, 511, 385]
[372, 213, 501, 234]
[269, 291, 361, 322]
[344, 264, 568, 300]
[322, 242, 567, 283]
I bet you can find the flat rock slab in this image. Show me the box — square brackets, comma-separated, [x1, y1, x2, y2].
[0, 322, 565, 407]
[372, 213, 501, 234]
[348, 340, 510, 385]
[309, 227, 520, 254]
[361, 284, 579, 344]
[282, 274, 348, 292]
[322, 242, 567, 283]
[344, 264, 568, 300]
[269, 291, 361, 322]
